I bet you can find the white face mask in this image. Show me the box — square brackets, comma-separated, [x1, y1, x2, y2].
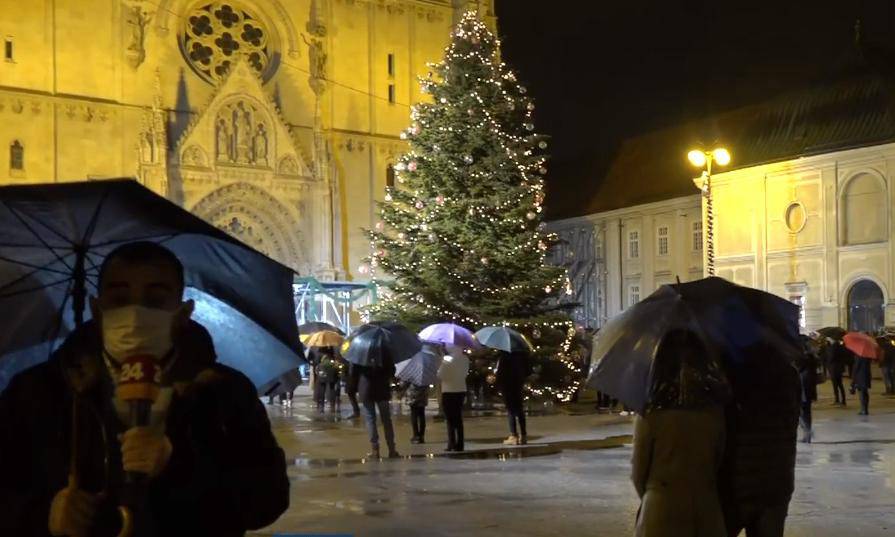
[101, 305, 178, 363]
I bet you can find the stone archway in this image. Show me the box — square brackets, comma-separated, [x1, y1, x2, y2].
[847, 279, 885, 333]
[191, 182, 306, 271]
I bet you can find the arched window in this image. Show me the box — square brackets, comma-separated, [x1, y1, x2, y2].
[847, 279, 885, 333]
[841, 173, 886, 245]
[9, 140, 23, 170]
[386, 164, 395, 188]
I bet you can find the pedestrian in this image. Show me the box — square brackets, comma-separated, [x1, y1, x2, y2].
[720, 339, 801, 537]
[350, 360, 399, 459]
[850, 352, 872, 416]
[404, 381, 430, 443]
[496, 350, 532, 446]
[797, 336, 818, 443]
[876, 333, 895, 396]
[631, 330, 727, 537]
[344, 360, 361, 419]
[0, 241, 289, 536]
[828, 338, 850, 406]
[317, 347, 343, 413]
[437, 345, 469, 452]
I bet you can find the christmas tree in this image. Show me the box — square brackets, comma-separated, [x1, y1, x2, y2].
[363, 12, 582, 401]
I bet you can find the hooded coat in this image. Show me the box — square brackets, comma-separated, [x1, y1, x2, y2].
[0, 320, 289, 537]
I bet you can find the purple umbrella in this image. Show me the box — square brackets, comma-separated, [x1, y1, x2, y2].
[418, 323, 480, 349]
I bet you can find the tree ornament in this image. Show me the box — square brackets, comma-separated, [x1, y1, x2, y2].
[375, 221, 384, 231]
[539, 167, 547, 175]
[358, 263, 370, 275]
[524, 123, 535, 131]
[463, 155, 474, 164]
[377, 249, 386, 258]
[519, 86, 527, 94]
[407, 161, 418, 172]
[532, 328, 541, 339]
[486, 373, 496, 385]
[415, 200, 424, 210]
[435, 195, 445, 206]
[538, 240, 547, 251]
[420, 223, 429, 231]
[440, 97, 448, 104]
[411, 124, 421, 135]
[395, 162, 407, 172]
[433, 144, 441, 152]
[538, 141, 548, 149]
[468, 207, 476, 216]
[526, 212, 536, 220]
[527, 102, 536, 111]
[384, 193, 393, 202]
[480, 257, 489, 265]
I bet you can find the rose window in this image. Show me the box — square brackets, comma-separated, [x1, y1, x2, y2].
[180, 2, 275, 84]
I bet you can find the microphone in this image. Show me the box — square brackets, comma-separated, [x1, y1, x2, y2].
[115, 355, 161, 483]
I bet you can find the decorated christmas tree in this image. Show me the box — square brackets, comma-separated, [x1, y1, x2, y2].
[363, 12, 582, 401]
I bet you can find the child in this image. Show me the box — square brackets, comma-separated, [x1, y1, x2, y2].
[404, 381, 430, 443]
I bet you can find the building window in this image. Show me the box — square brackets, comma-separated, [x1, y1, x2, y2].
[388, 84, 396, 104]
[657, 226, 669, 256]
[387, 53, 395, 77]
[790, 295, 806, 333]
[9, 140, 23, 170]
[629, 284, 641, 306]
[692, 221, 703, 251]
[386, 164, 395, 188]
[628, 231, 639, 259]
[4, 38, 13, 62]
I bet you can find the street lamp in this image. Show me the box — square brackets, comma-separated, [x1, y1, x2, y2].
[688, 147, 730, 276]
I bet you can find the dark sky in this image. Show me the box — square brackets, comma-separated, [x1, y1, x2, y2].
[496, 0, 895, 218]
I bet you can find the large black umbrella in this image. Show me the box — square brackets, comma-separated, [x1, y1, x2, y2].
[344, 321, 421, 368]
[0, 179, 303, 393]
[588, 277, 801, 413]
[817, 326, 847, 340]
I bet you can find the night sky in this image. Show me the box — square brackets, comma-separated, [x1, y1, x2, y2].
[496, 0, 895, 218]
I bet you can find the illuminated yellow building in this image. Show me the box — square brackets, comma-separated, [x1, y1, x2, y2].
[552, 54, 895, 333]
[0, 0, 495, 280]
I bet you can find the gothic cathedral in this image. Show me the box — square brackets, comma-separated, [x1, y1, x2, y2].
[0, 0, 496, 279]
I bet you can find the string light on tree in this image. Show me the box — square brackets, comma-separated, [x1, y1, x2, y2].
[362, 11, 583, 401]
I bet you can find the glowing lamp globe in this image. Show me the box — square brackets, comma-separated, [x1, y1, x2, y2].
[713, 148, 731, 166]
[687, 150, 707, 167]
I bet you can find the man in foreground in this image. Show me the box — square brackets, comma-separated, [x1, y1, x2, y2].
[0, 241, 289, 536]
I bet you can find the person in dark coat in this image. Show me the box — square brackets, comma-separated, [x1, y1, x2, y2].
[850, 352, 872, 416]
[720, 340, 801, 537]
[350, 362, 399, 459]
[0, 242, 289, 537]
[403, 381, 430, 443]
[827, 338, 850, 406]
[796, 336, 819, 443]
[344, 360, 361, 419]
[496, 351, 532, 446]
[875, 334, 895, 396]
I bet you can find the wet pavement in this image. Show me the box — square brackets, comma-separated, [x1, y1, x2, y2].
[251, 384, 895, 537]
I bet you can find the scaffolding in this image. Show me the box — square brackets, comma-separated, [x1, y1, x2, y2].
[293, 277, 382, 334]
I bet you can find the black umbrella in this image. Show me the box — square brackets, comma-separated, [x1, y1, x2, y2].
[817, 326, 847, 340]
[344, 321, 422, 368]
[588, 277, 800, 413]
[0, 179, 303, 393]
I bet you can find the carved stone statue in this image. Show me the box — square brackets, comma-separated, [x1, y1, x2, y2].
[216, 118, 230, 161]
[302, 34, 327, 83]
[125, 5, 152, 70]
[140, 132, 154, 163]
[253, 124, 268, 165]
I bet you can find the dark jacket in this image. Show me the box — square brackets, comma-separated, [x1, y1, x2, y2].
[403, 382, 430, 407]
[852, 357, 872, 390]
[876, 336, 895, 368]
[719, 344, 801, 522]
[0, 321, 289, 537]
[796, 341, 818, 403]
[830, 343, 853, 377]
[496, 352, 531, 401]
[351, 362, 395, 403]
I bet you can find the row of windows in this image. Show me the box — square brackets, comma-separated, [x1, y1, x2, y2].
[627, 222, 703, 259]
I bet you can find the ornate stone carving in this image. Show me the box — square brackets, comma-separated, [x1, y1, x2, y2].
[301, 33, 327, 94]
[11, 100, 23, 114]
[215, 99, 270, 166]
[182, 145, 208, 167]
[278, 155, 300, 175]
[124, 3, 153, 69]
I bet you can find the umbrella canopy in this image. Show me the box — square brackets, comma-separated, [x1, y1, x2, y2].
[0, 179, 303, 393]
[344, 321, 422, 368]
[395, 344, 444, 386]
[418, 323, 479, 349]
[844, 332, 880, 359]
[474, 326, 533, 353]
[299, 322, 344, 344]
[305, 330, 344, 348]
[588, 277, 800, 413]
[817, 326, 847, 340]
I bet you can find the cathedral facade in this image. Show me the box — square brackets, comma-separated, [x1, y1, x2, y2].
[0, 0, 495, 279]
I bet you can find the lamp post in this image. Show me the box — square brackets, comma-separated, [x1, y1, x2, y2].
[688, 147, 730, 277]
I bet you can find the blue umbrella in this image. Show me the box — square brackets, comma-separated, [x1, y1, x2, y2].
[474, 326, 533, 353]
[0, 179, 303, 394]
[396, 344, 444, 386]
[344, 321, 422, 368]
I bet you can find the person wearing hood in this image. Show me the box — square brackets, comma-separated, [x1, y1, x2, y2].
[0, 241, 289, 536]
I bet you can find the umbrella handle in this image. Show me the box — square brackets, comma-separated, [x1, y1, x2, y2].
[117, 505, 134, 537]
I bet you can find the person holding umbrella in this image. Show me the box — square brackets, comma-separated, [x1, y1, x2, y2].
[846, 331, 878, 415]
[496, 351, 533, 446]
[397, 342, 444, 444]
[0, 242, 289, 536]
[631, 330, 729, 537]
[345, 322, 421, 459]
[828, 338, 851, 406]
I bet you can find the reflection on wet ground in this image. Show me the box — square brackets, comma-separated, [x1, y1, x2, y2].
[253, 391, 895, 537]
